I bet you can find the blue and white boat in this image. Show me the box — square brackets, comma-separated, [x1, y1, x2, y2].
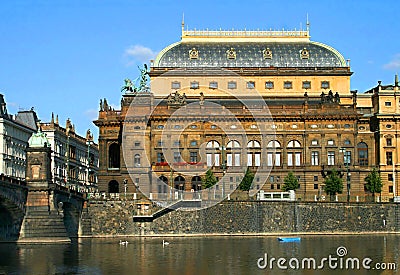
[277, 237, 301, 242]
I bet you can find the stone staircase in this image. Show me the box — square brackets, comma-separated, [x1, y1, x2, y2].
[133, 200, 202, 222]
[18, 210, 70, 243]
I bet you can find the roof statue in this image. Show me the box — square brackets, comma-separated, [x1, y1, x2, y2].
[121, 64, 150, 94]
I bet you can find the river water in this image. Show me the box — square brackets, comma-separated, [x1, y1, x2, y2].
[0, 235, 398, 274]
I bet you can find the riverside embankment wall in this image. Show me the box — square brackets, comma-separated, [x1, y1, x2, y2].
[84, 201, 400, 236]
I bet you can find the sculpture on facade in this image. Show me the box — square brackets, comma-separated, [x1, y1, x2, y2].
[121, 64, 150, 94]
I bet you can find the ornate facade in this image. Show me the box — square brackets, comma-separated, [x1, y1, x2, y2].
[95, 24, 400, 202]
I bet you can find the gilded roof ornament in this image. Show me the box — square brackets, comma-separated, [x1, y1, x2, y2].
[263, 47, 272, 59]
[300, 48, 309, 59]
[189, 48, 199, 59]
[226, 48, 236, 60]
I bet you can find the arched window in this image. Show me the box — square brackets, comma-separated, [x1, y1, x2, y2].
[247, 140, 261, 167]
[226, 140, 241, 167]
[158, 176, 168, 193]
[267, 140, 281, 166]
[108, 143, 120, 168]
[357, 142, 368, 166]
[174, 176, 185, 191]
[287, 140, 301, 148]
[108, 180, 119, 193]
[287, 140, 302, 167]
[206, 140, 220, 167]
[134, 154, 141, 167]
[191, 176, 202, 191]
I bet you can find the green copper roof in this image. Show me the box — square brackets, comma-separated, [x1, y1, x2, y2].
[28, 129, 50, 148]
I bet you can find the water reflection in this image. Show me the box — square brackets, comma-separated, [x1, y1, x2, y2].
[0, 235, 398, 274]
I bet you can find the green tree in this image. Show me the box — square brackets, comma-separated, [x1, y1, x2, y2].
[282, 171, 299, 191]
[202, 169, 217, 189]
[365, 168, 383, 199]
[324, 169, 343, 201]
[238, 168, 254, 191]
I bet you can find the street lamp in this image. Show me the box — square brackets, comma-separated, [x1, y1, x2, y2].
[339, 147, 351, 202]
[123, 178, 128, 198]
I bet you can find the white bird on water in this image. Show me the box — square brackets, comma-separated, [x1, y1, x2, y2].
[119, 240, 129, 245]
[162, 240, 169, 246]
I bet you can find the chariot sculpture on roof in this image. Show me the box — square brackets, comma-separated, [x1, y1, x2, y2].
[121, 64, 150, 94]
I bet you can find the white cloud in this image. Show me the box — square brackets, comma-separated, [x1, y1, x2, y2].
[383, 54, 400, 70]
[85, 109, 98, 121]
[124, 45, 157, 66]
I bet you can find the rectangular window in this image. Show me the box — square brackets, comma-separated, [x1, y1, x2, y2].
[173, 141, 181, 147]
[228, 81, 237, 89]
[388, 174, 393, 181]
[387, 152, 393, 165]
[314, 176, 318, 181]
[246, 81, 255, 89]
[344, 151, 351, 166]
[271, 184, 274, 190]
[209, 81, 218, 89]
[190, 81, 199, 89]
[277, 184, 281, 189]
[227, 153, 233, 167]
[157, 152, 165, 163]
[389, 186, 394, 193]
[387, 138, 392, 146]
[327, 140, 334, 146]
[288, 153, 293, 166]
[171, 81, 181, 89]
[314, 183, 318, 190]
[284, 81, 293, 89]
[214, 154, 220, 166]
[321, 81, 330, 89]
[234, 153, 240, 167]
[190, 152, 198, 163]
[190, 140, 198, 147]
[173, 152, 181, 163]
[269, 176, 274, 183]
[295, 152, 301, 166]
[328, 151, 335, 165]
[247, 153, 252, 166]
[385, 101, 392, 107]
[207, 154, 212, 166]
[255, 153, 261, 167]
[311, 151, 319, 166]
[265, 81, 274, 89]
[134, 142, 140, 147]
[157, 141, 164, 147]
[275, 153, 281, 166]
[267, 153, 273, 166]
[302, 81, 311, 89]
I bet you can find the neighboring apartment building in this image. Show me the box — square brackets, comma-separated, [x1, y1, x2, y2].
[0, 94, 38, 179]
[40, 115, 99, 192]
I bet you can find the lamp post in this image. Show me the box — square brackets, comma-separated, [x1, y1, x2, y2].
[340, 147, 351, 202]
[123, 178, 128, 199]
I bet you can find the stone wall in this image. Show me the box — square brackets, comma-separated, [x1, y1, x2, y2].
[83, 201, 400, 236]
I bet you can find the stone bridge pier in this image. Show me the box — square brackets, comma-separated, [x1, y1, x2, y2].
[16, 129, 87, 243]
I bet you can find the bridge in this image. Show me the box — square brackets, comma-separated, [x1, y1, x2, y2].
[0, 173, 87, 243]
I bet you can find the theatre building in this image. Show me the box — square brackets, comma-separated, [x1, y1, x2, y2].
[94, 23, 400, 202]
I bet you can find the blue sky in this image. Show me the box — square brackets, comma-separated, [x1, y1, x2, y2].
[1, 0, 399, 140]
